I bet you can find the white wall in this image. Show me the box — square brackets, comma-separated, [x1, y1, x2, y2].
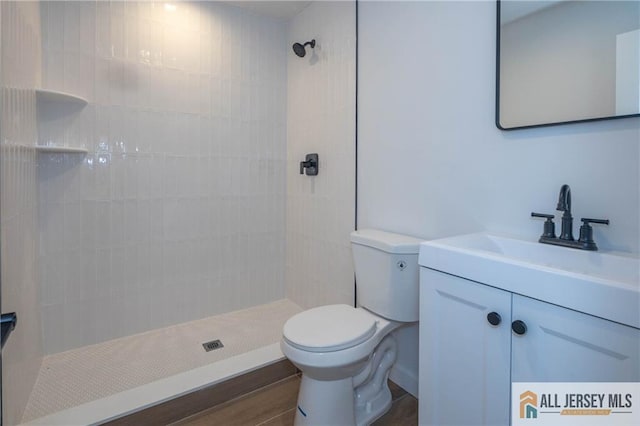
[359, 0, 640, 396]
[286, 1, 356, 309]
[37, 1, 288, 354]
[0, 2, 43, 424]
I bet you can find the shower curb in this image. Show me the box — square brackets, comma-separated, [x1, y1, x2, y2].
[104, 358, 296, 426]
[19, 344, 295, 426]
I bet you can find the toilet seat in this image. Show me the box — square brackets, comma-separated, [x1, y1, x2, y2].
[283, 304, 377, 352]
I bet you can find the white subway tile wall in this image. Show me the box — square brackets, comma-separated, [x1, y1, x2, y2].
[286, 2, 356, 308]
[37, 1, 288, 354]
[1, 1, 355, 422]
[1, 2, 43, 424]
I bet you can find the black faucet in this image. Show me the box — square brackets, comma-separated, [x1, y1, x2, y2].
[556, 184, 574, 241]
[531, 184, 609, 251]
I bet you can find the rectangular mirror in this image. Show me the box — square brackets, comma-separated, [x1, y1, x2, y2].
[496, 0, 640, 130]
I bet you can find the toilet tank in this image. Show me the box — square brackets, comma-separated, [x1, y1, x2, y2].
[351, 229, 423, 322]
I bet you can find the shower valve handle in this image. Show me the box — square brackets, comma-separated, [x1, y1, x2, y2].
[300, 153, 319, 176]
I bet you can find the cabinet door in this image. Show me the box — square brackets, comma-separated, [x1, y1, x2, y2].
[512, 294, 640, 382]
[419, 268, 512, 426]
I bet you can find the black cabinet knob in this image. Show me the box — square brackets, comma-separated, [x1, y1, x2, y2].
[512, 320, 527, 335]
[487, 311, 501, 326]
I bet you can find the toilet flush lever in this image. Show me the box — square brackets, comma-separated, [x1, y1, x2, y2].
[300, 153, 319, 176]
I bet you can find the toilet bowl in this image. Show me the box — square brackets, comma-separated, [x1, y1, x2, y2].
[282, 305, 401, 426]
[281, 229, 423, 426]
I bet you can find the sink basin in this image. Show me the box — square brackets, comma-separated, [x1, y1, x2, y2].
[419, 232, 640, 328]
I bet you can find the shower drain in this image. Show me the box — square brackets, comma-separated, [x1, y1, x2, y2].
[202, 339, 224, 352]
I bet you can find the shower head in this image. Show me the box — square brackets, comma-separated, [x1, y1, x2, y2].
[292, 39, 316, 57]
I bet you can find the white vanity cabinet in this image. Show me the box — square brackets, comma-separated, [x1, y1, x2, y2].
[419, 267, 640, 426]
[419, 268, 512, 426]
[511, 293, 640, 384]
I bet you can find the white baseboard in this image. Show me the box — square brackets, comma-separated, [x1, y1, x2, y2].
[389, 362, 419, 398]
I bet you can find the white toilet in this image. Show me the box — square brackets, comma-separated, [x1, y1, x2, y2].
[281, 229, 422, 426]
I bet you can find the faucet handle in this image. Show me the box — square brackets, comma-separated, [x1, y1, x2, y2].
[578, 218, 609, 251]
[581, 218, 609, 226]
[531, 212, 554, 220]
[531, 212, 556, 238]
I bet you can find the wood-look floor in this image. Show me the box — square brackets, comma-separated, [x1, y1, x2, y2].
[171, 376, 418, 426]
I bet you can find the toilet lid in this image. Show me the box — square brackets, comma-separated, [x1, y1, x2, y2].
[283, 305, 377, 352]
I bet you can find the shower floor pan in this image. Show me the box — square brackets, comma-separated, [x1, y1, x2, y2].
[20, 299, 302, 425]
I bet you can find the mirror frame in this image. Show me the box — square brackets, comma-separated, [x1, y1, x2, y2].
[495, 0, 640, 130]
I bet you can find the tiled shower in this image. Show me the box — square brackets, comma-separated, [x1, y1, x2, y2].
[37, 0, 294, 354]
[0, 1, 355, 424]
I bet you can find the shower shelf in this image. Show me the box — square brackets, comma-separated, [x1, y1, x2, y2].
[35, 146, 88, 154]
[35, 89, 89, 154]
[36, 89, 88, 106]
